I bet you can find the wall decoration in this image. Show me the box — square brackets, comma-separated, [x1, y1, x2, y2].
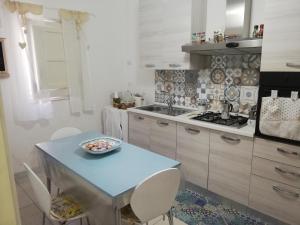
[154, 54, 261, 115]
[0, 38, 9, 78]
[241, 68, 260, 86]
[240, 86, 259, 103]
[225, 85, 240, 102]
[211, 68, 226, 84]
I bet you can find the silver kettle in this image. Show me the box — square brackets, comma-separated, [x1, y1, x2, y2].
[221, 100, 233, 120]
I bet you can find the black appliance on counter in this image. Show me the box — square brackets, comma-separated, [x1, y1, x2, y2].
[255, 72, 300, 146]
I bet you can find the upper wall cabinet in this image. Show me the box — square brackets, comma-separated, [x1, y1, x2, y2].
[261, 0, 300, 71]
[139, 0, 203, 70]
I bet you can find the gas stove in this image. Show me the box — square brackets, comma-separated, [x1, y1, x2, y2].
[191, 112, 248, 128]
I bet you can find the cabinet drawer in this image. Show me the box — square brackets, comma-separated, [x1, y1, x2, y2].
[249, 175, 300, 225]
[128, 113, 152, 149]
[252, 157, 300, 188]
[177, 124, 209, 188]
[208, 131, 253, 205]
[254, 138, 300, 167]
[150, 119, 176, 159]
[210, 132, 253, 164]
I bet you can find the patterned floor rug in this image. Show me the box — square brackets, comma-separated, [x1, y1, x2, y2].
[172, 188, 284, 225]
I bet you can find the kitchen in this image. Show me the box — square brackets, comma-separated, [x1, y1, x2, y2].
[0, 0, 299, 225]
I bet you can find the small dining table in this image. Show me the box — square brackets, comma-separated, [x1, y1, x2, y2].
[36, 131, 181, 225]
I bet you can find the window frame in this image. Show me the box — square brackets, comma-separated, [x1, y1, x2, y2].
[27, 19, 70, 101]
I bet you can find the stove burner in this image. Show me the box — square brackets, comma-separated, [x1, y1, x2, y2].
[192, 112, 248, 128]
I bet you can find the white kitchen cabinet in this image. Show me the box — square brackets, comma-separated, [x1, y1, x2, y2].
[139, 0, 203, 70]
[139, 0, 164, 69]
[150, 119, 177, 159]
[177, 124, 209, 188]
[261, 0, 300, 71]
[128, 113, 153, 149]
[208, 131, 253, 205]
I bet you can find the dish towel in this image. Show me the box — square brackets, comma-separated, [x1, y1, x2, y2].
[102, 106, 128, 142]
[259, 97, 300, 141]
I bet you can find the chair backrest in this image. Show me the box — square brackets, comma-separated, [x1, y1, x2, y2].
[51, 127, 82, 140]
[23, 163, 52, 216]
[130, 168, 181, 223]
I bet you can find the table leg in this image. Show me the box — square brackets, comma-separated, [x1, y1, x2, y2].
[114, 207, 122, 225]
[46, 177, 51, 194]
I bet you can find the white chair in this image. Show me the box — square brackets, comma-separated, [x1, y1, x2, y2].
[51, 127, 82, 140]
[23, 163, 90, 225]
[121, 168, 181, 225]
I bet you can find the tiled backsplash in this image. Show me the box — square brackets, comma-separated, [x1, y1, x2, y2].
[155, 54, 261, 115]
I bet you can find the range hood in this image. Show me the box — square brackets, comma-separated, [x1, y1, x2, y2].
[182, 0, 262, 55]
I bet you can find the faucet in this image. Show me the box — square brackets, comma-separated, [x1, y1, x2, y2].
[162, 90, 175, 112]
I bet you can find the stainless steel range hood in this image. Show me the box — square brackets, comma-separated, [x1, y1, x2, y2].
[182, 0, 262, 55]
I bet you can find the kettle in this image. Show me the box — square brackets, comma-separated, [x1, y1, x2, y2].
[221, 100, 233, 120]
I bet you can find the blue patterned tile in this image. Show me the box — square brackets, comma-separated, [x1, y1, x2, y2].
[173, 188, 283, 225]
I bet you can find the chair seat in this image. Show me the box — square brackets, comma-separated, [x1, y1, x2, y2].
[50, 195, 84, 221]
[121, 205, 141, 225]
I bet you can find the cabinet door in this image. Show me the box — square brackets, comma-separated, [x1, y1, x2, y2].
[139, 0, 164, 69]
[150, 119, 176, 159]
[177, 124, 209, 188]
[139, 0, 193, 70]
[128, 113, 152, 149]
[162, 0, 191, 69]
[261, 0, 300, 71]
[208, 131, 253, 205]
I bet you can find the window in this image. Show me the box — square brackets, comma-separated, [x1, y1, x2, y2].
[28, 20, 69, 100]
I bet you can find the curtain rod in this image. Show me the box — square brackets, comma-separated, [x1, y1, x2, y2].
[44, 6, 96, 17]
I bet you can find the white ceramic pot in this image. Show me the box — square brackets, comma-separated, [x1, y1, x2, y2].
[134, 96, 143, 107]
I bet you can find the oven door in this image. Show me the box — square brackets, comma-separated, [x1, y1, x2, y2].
[255, 72, 300, 146]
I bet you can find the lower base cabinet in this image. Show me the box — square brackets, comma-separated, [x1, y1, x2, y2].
[208, 131, 253, 206]
[128, 113, 152, 149]
[249, 175, 300, 225]
[128, 112, 300, 224]
[150, 119, 177, 159]
[177, 124, 209, 188]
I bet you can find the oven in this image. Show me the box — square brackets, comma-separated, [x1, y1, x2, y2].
[255, 72, 300, 146]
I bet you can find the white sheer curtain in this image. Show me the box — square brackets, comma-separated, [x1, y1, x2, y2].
[60, 9, 94, 114]
[3, 6, 53, 122]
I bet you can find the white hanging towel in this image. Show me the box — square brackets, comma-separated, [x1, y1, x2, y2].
[103, 106, 128, 141]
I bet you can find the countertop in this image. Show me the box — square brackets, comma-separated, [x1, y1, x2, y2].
[127, 106, 256, 138]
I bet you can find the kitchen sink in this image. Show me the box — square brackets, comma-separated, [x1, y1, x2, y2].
[136, 105, 193, 116]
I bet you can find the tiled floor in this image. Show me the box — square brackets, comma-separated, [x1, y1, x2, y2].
[15, 172, 284, 225]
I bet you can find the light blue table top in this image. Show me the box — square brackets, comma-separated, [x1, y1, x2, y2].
[36, 132, 180, 198]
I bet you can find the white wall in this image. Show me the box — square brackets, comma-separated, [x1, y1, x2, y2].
[0, 0, 145, 173]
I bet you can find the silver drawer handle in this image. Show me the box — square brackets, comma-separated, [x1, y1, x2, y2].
[185, 127, 200, 135]
[135, 116, 144, 120]
[157, 121, 169, 127]
[277, 148, 300, 157]
[145, 64, 155, 68]
[169, 64, 181, 68]
[275, 167, 300, 179]
[272, 185, 300, 199]
[221, 135, 241, 144]
[286, 62, 300, 69]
